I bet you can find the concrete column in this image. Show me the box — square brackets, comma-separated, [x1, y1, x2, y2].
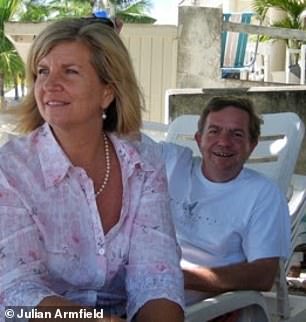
[176, 6, 223, 88]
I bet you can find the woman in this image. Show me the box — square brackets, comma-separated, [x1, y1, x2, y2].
[0, 18, 184, 322]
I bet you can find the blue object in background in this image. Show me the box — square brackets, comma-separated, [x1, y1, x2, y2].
[94, 10, 109, 18]
[93, 0, 111, 18]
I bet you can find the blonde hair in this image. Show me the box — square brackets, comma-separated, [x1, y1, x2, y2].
[15, 18, 144, 136]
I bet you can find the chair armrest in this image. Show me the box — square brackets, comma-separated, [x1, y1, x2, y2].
[185, 290, 270, 322]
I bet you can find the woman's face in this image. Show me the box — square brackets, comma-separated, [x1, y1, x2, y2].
[34, 41, 114, 132]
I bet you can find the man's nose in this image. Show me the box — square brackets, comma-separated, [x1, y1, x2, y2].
[218, 131, 232, 145]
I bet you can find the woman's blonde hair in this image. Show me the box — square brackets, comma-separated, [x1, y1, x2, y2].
[16, 18, 144, 136]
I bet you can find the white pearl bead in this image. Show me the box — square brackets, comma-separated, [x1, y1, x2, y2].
[95, 133, 111, 198]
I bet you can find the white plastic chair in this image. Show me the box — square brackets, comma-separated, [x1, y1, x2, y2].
[163, 112, 306, 322]
[166, 112, 304, 195]
[285, 45, 306, 85]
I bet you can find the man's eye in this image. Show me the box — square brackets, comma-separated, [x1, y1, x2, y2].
[208, 129, 217, 134]
[233, 132, 244, 138]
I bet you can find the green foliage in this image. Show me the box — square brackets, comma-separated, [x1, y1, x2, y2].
[0, 0, 21, 22]
[252, 0, 306, 47]
[12, 0, 92, 21]
[253, 0, 306, 24]
[18, 3, 55, 22]
[0, 0, 25, 103]
[0, 37, 24, 80]
[114, 0, 156, 23]
[14, 0, 155, 23]
[47, 0, 93, 19]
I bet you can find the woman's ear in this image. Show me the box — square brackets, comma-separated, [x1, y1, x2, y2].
[101, 84, 115, 109]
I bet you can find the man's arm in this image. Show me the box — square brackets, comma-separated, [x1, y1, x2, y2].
[183, 257, 279, 293]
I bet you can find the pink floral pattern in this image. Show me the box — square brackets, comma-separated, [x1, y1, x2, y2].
[0, 123, 184, 321]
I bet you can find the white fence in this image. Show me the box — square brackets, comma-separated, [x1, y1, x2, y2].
[121, 25, 177, 123]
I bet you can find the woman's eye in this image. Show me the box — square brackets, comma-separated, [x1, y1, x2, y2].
[66, 69, 78, 74]
[37, 68, 48, 75]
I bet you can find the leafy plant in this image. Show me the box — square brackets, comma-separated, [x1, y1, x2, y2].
[112, 0, 156, 23]
[0, 0, 25, 106]
[13, 0, 156, 23]
[252, 0, 306, 48]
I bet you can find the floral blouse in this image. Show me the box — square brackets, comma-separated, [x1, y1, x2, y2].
[0, 123, 184, 321]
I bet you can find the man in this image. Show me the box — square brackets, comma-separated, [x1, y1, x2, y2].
[143, 96, 291, 318]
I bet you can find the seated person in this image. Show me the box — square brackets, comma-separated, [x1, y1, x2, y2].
[144, 96, 291, 319]
[0, 17, 184, 322]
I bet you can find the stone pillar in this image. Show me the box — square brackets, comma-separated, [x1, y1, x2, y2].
[176, 6, 223, 88]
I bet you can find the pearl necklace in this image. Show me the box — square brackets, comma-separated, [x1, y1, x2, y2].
[95, 133, 111, 198]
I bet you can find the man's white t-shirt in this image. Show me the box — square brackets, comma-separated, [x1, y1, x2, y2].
[143, 137, 291, 304]
[160, 142, 291, 262]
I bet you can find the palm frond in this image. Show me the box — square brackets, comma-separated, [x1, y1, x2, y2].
[0, 0, 22, 22]
[117, 12, 155, 23]
[0, 23, 24, 89]
[115, 0, 155, 23]
[252, 0, 306, 24]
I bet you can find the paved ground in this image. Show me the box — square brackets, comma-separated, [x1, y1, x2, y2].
[0, 109, 18, 145]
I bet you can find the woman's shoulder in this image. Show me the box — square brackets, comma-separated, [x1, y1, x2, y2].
[0, 128, 42, 180]
[0, 134, 28, 160]
[0, 128, 39, 157]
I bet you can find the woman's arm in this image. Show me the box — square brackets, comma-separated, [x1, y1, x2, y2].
[0, 193, 57, 309]
[35, 296, 125, 322]
[125, 155, 185, 321]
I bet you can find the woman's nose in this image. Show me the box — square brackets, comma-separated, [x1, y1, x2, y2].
[42, 72, 63, 91]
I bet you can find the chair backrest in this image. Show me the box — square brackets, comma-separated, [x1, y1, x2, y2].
[247, 112, 304, 195]
[221, 12, 253, 69]
[166, 112, 306, 321]
[166, 114, 199, 154]
[165, 112, 305, 196]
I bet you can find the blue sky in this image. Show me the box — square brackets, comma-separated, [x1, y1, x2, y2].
[150, 0, 180, 25]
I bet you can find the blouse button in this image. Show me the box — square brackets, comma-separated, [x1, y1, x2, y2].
[98, 248, 105, 256]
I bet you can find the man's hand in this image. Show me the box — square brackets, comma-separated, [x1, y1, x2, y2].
[135, 299, 184, 322]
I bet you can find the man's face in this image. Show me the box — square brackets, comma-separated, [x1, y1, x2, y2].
[195, 106, 257, 182]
